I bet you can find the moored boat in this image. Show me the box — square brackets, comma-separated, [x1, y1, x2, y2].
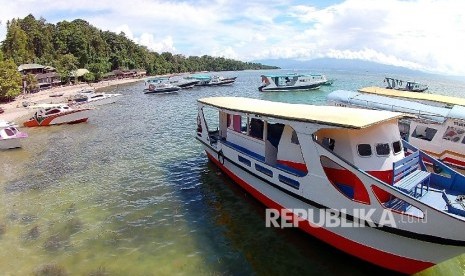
[23, 104, 91, 127]
[196, 96, 465, 274]
[258, 73, 327, 92]
[168, 76, 200, 89]
[72, 92, 122, 106]
[328, 89, 465, 169]
[385, 77, 428, 92]
[144, 77, 180, 94]
[188, 74, 237, 86]
[143, 83, 180, 94]
[0, 120, 28, 149]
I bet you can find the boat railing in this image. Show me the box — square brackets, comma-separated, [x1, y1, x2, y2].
[401, 140, 465, 192]
[346, 97, 446, 123]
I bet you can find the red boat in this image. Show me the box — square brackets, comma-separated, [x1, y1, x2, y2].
[23, 104, 91, 127]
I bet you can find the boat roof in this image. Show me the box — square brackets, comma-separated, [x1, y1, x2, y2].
[359, 86, 465, 106]
[328, 90, 465, 123]
[198, 97, 407, 129]
[188, 74, 211, 80]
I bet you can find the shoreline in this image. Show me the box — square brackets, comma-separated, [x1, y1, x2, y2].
[0, 78, 143, 123]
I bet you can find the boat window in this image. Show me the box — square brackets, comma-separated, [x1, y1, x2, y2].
[241, 117, 248, 135]
[412, 125, 437, 141]
[291, 130, 299, 145]
[4, 128, 14, 137]
[442, 126, 465, 143]
[45, 109, 61, 115]
[357, 144, 372, 157]
[322, 137, 335, 150]
[376, 143, 390, 156]
[392, 141, 402, 154]
[201, 106, 219, 133]
[249, 118, 264, 140]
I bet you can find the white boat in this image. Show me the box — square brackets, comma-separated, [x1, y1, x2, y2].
[144, 77, 180, 94]
[329, 87, 465, 169]
[168, 76, 200, 89]
[385, 77, 428, 92]
[196, 96, 465, 274]
[188, 74, 237, 86]
[0, 120, 28, 149]
[23, 104, 91, 127]
[72, 92, 122, 107]
[258, 73, 328, 92]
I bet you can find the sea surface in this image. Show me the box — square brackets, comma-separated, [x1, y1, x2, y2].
[2, 69, 465, 275]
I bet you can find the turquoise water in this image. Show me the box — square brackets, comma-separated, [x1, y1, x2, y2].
[1, 70, 465, 275]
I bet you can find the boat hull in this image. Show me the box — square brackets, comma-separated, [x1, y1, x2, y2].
[201, 144, 465, 274]
[0, 138, 22, 149]
[77, 94, 122, 107]
[144, 87, 180, 94]
[259, 83, 321, 92]
[23, 109, 91, 127]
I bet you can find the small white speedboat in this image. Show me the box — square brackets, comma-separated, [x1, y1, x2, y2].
[0, 120, 28, 149]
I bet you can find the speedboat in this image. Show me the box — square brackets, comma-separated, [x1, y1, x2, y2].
[72, 92, 122, 107]
[328, 89, 465, 169]
[188, 74, 237, 86]
[384, 77, 428, 92]
[196, 96, 465, 274]
[23, 104, 91, 127]
[258, 73, 328, 92]
[168, 76, 200, 89]
[207, 75, 236, 86]
[0, 120, 28, 149]
[143, 82, 180, 94]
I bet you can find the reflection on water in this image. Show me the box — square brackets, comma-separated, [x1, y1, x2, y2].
[1, 70, 465, 274]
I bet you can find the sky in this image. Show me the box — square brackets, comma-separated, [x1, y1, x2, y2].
[0, 0, 465, 76]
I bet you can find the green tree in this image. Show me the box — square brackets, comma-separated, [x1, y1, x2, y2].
[83, 72, 95, 83]
[2, 19, 31, 64]
[0, 58, 22, 99]
[24, 73, 38, 93]
[54, 53, 78, 84]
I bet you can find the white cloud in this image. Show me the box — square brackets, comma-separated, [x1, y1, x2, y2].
[0, 0, 465, 75]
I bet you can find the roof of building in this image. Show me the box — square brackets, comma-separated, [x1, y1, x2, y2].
[18, 63, 45, 71]
[359, 86, 465, 107]
[71, 69, 90, 77]
[198, 97, 407, 129]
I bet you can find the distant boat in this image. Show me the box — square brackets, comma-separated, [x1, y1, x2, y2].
[72, 92, 122, 107]
[144, 82, 180, 94]
[49, 92, 64, 98]
[23, 104, 91, 127]
[0, 120, 28, 149]
[188, 74, 237, 86]
[384, 77, 428, 92]
[168, 76, 199, 89]
[258, 73, 328, 92]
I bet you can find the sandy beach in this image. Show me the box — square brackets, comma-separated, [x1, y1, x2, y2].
[0, 78, 143, 123]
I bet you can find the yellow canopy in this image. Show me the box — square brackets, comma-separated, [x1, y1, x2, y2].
[359, 86, 465, 107]
[198, 97, 406, 129]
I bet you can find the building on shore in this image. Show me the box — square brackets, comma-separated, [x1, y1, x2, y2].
[18, 63, 61, 92]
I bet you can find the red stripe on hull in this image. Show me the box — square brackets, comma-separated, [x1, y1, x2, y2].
[206, 152, 434, 274]
[442, 157, 465, 169]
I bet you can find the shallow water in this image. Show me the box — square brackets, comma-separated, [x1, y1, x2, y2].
[1, 70, 465, 275]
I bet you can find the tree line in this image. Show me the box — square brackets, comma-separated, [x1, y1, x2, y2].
[0, 14, 278, 99]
